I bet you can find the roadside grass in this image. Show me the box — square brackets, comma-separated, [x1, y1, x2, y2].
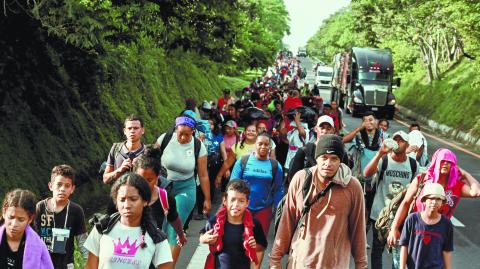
[395, 58, 480, 135]
[219, 69, 263, 91]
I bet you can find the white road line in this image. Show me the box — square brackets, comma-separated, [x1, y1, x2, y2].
[394, 118, 480, 159]
[186, 243, 209, 269]
[450, 216, 466, 228]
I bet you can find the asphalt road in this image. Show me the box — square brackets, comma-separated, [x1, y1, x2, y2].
[176, 57, 480, 268]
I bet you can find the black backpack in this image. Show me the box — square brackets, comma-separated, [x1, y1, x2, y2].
[274, 168, 335, 236]
[157, 128, 202, 189]
[285, 142, 316, 188]
[89, 212, 166, 243]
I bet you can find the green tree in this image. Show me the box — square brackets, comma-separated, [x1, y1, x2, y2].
[306, 8, 369, 63]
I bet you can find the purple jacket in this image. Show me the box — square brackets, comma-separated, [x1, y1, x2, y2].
[0, 225, 54, 269]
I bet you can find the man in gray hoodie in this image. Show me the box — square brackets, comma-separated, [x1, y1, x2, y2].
[270, 135, 367, 269]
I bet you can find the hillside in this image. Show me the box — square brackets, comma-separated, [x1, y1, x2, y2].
[0, 0, 290, 210]
[0, 13, 227, 212]
[396, 58, 480, 137]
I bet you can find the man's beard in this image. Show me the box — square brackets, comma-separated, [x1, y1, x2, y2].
[319, 171, 335, 181]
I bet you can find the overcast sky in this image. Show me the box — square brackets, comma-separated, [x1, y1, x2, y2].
[283, 0, 350, 53]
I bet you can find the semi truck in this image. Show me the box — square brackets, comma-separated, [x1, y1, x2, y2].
[331, 47, 400, 119]
[297, 47, 307, 57]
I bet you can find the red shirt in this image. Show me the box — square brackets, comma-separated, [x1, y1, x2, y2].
[329, 111, 340, 130]
[217, 97, 231, 111]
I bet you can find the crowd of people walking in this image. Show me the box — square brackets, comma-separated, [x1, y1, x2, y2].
[1, 52, 480, 269]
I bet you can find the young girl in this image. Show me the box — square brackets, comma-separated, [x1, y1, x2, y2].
[215, 124, 258, 188]
[218, 120, 239, 188]
[133, 147, 187, 248]
[0, 189, 53, 269]
[84, 173, 172, 269]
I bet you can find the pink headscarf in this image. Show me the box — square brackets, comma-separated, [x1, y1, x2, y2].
[427, 148, 459, 189]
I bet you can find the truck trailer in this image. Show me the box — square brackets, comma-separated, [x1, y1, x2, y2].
[331, 47, 400, 119]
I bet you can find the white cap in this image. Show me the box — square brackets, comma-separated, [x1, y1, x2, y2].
[421, 183, 446, 202]
[408, 130, 425, 148]
[316, 115, 334, 127]
[392, 130, 409, 142]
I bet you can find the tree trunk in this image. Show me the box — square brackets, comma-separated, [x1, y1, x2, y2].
[419, 42, 433, 84]
[426, 36, 440, 80]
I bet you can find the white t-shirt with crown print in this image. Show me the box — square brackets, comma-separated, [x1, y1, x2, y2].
[84, 221, 172, 269]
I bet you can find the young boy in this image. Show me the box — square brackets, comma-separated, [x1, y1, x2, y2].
[34, 165, 88, 269]
[200, 180, 267, 269]
[399, 183, 453, 269]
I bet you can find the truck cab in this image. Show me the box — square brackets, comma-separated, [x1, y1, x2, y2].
[331, 47, 399, 119]
[297, 47, 307, 57]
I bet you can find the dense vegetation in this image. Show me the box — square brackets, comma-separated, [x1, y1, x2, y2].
[306, 0, 479, 136]
[0, 0, 289, 208]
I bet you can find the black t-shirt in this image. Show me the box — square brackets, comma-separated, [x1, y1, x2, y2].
[150, 191, 179, 227]
[0, 230, 25, 269]
[34, 199, 87, 269]
[201, 216, 268, 269]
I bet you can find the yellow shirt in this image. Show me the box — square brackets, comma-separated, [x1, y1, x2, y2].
[232, 142, 256, 160]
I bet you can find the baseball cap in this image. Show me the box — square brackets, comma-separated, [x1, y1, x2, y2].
[392, 130, 409, 142]
[316, 115, 334, 128]
[315, 134, 345, 159]
[421, 183, 446, 202]
[225, 120, 238, 128]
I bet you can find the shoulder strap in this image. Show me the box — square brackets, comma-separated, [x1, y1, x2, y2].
[156, 186, 169, 216]
[408, 173, 427, 213]
[378, 154, 389, 183]
[270, 159, 278, 183]
[408, 157, 417, 180]
[160, 129, 175, 153]
[194, 137, 201, 159]
[113, 142, 124, 159]
[91, 212, 120, 235]
[241, 154, 250, 179]
[295, 169, 334, 231]
[301, 168, 313, 199]
[193, 137, 202, 178]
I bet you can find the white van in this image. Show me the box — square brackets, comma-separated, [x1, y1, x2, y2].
[315, 66, 333, 89]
